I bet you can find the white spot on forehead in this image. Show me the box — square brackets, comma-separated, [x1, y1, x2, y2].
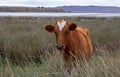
[57, 20, 66, 31]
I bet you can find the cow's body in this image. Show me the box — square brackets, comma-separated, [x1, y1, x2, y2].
[62, 27, 93, 62]
[45, 19, 93, 74]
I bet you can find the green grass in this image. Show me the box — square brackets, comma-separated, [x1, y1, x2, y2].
[0, 17, 120, 77]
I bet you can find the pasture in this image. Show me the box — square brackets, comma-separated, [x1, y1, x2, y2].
[0, 17, 120, 77]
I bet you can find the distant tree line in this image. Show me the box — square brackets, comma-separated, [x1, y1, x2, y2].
[0, 6, 64, 12]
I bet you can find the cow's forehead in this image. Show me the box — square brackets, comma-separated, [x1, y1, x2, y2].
[57, 19, 67, 31]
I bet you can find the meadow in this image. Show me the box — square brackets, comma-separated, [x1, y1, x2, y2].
[0, 17, 120, 77]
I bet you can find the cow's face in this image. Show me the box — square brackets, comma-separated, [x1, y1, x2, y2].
[45, 19, 77, 51]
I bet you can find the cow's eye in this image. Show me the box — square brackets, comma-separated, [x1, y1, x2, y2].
[65, 30, 69, 35]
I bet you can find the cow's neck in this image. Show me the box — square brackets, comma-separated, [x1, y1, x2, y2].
[66, 31, 77, 51]
[67, 30, 82, 51]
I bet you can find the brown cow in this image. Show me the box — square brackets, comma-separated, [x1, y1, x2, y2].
[45, 19, 93, 74]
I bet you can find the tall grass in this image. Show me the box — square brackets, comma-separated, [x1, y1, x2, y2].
[0, 17, 120, 77]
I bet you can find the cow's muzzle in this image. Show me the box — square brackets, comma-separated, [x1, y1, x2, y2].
[56, 45, 64, 51]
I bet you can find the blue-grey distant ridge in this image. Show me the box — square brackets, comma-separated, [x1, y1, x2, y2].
[0, 6, 120, 13]
[57, 6, 120, 13]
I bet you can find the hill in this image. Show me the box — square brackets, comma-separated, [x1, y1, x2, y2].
[0, 6, 64, 12]
[0, 6, 120, 13]
[57, 6, 120, 13]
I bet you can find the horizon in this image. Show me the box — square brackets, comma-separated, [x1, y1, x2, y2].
[0, 0, 120, 7]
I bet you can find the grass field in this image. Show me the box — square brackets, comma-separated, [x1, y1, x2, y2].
[0, 17, 120, 77]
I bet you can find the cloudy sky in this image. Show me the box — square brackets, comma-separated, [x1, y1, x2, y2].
[0, 0, 120, 7]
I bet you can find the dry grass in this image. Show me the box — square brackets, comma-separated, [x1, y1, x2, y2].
[0, 17, 120, 77]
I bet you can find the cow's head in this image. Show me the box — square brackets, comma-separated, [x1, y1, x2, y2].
[45, 19, 77, 51]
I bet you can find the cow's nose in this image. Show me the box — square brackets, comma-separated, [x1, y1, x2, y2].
[56, 45, 64, 51]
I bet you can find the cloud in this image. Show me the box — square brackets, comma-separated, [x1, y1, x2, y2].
[0, 0, 120, 7]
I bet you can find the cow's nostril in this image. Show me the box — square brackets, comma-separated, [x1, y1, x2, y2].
[56, 45, 63, 50]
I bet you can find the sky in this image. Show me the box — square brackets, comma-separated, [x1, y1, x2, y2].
[0, 0, 120, 7]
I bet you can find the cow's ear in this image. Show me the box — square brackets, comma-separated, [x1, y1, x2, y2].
[45, 24, 54, 33]
[69, 23, 77, 31]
